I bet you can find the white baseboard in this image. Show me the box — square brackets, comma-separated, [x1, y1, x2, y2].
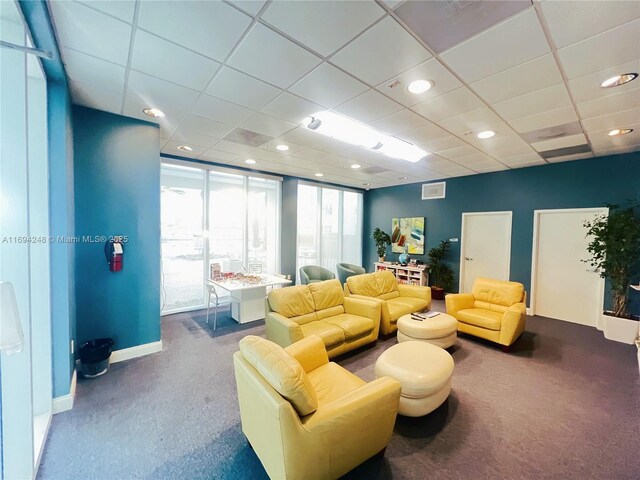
[526, 307, 532, 316]
[110, 340, 163, 363]
[52, 369, 77, 414]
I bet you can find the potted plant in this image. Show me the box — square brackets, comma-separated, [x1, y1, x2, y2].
[583, 203, 640, 344]
[428, 240, 455, 300]
[372, 228, 391, 262]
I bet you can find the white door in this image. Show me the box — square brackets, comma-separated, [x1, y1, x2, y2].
[460, 212, 513, 293]
[531, 208, 606, 327]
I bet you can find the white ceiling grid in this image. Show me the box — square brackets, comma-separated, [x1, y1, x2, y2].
[49, 0, 640, 189]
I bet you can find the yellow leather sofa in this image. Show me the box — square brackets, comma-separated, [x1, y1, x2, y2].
[445, 277, 527, 351]
[234, 335, 401, 480]
[344, 271, 431, 336]
[266, 279, 381, 358]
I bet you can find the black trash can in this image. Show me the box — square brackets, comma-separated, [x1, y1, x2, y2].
[79, 338, 114, 378]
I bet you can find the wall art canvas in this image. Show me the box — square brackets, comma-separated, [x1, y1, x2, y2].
[391, 217, 425, 254]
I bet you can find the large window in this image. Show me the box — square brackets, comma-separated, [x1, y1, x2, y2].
[161, 162, 281, 313]
[296, 184, 363, 280]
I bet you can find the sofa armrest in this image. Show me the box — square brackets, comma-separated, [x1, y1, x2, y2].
[265, 311, 304, 348]
[499, 302, 526, 346]
[284, 335, 329, 373]
[445, 293, 475, 317]
[398, 284, 431, 302]
[344, 297, 381, 322]
[303, 377, 401, 434]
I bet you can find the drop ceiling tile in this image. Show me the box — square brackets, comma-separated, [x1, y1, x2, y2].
[138, 1, 251, 61]
[170, 129, 219, 149]
[127, 71, 200, 111]
[473, 163, 509, 173]
[376, 58, 463, 107]
[131, 31, 221, 91]
[531, 133, 588, 152]
[123, 97, 185, 138]
[499, 152, 545, 166]
[593, 145, 640, 156]
[397, 123, 450, 145]
[191, 95, 253, 126]
[335, 90, 403, 123]
[314, 138, 360, 157]
[199, 148, 241, 162]
[331, 16, 432, 86]
[469, 135, 535, 156]
[212, 139, 255, 156]
[582, 108, 640, 132]
[77, 0, 136, 23]
[61, 48, 125, 95]
[261, 92, 323, 124]
[557, 19, 640, 79]
[69, 81, 122, 115]
[436, 145, 481, 160]
[492, 83, 572, 120]
[437, 107, 504, 135]
[279, 126, 328, 148]
[440, 8, 549, 83]
[228, 23, 322, 89]
[181, 114, 236, 138]
[163, 142, 206, 158]
[262, 1, 384, 57]
[227, 1, 266, 16]
[470, 54, 563, 104]
[566, 59, 640, 103]
[589, 123, 640, 150]
[577, 88, 640, 119]
[546, 152, 594, 163]
[420, 136, 467, 152]
[289, 63, 369, 108]
[541, 0, 640, 49]
[510, 105, 579, 134]
[240, 113, 297, 138]
[259, 138, 306, 156]
[412, 87, 484, 122]
[370, 109, 430, 135]
[49, 1, 131, 65]
[206, 67, 281, 110]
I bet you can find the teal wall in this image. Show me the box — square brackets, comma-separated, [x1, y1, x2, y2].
[363, 153, 640, 310]
[73, 106, 161, 350]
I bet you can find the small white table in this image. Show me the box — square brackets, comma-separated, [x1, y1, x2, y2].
[208, 274, 291, 324]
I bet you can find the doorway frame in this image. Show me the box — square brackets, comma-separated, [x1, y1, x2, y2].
[459, 211, 513, 292]
[529, 207, 607, 319]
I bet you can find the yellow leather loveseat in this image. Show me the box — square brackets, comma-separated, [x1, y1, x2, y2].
[266, 279, 381, 357]
[344, 271, 431, 336]
[234, 335, 401, 480]
[445, 277, 527, 351]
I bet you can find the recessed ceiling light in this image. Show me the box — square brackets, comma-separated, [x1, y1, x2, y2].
[407, 79, 432, 95]
[600, 73, 638, 88]
[351, 164, 361, 169]
[245, 159, 256, 164]
[275, 144, 289, 151]
[177, 145, 193, 152]
[477, 130, 496, 139]
[143, 108, 165, 118]
[315, 173, 324, 177]
[608, 128, 633, 136]
[399, 176, 408, 180]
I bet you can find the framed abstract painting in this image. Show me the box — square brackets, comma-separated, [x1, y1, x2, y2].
[391, 217, 425, 254]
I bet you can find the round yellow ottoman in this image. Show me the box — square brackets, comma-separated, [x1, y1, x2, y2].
[397, 313, 458, 348]
[375, 341, 454, 417]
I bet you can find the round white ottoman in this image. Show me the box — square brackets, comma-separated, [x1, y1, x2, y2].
[397, 312, 458, 348]
[375, 341, 454, 417]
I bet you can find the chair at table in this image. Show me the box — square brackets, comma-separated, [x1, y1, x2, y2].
[336, 262, 366, 285]
[299, 265, 335, 285]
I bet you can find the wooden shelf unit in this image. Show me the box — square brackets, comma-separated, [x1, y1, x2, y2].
[374, 262, 429, 286]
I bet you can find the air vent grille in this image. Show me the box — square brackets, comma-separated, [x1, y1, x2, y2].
[422, 181, 446, 200]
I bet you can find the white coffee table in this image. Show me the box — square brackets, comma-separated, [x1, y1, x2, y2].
[397, 312, 457, 348]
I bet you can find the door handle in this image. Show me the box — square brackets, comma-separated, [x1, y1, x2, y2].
[465, 257, 473, 261]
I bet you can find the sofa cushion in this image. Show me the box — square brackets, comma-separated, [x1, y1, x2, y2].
[323, 314, 375, 341]
[387, 297, 430, 321]
[346, 273, 380, 297]
[379, 291, 400, 300]
[300, 321, 345, 349]
[308, 279, 344, 310]
[239, 336, 318, 416]
[316, 305, 345, 320]
[307, 362, 365, 406]
[471, 278, 524, 307]
[457, 308, 502, 331]
[374, 271, 399, 295]
[268, 285, 315, 318]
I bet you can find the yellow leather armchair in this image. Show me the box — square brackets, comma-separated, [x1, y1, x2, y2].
[234, 335, 402, 480]
[266, 279, 381, 358]
[445, 277, 527, 350]
[344, 271, 431, 336]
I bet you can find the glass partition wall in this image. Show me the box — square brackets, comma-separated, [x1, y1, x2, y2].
[161, 162, 281, 314]
[296, 183, 363, 282]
